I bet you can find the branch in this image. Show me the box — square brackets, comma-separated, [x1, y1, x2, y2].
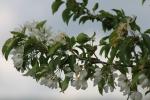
[70, 49, 134, 70]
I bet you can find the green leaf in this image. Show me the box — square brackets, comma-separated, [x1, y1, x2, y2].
[99, 36, 109, 45]
[129, 17, 141, 32]
[69, 55, 76, 71]
[62, 9, 73, 25]
[144, 29, 150, 34]
[108, 47, 118, 63]
[52, 0, 64, 14]
[98, 78, 105, 95]
[145, 90, 150, 95]
[100, 44, 111, 58]
[11, 31, 22, 35]
[48, 61, 55, 71]
[2, 38, 17, 60]
[119, 37, 133, 65]
[76, 33, 90, 44]
[130, 73, 140, 90]
[70, 37, 76, 46]
[79, 16, 90, 24]
[24, 61, 39, 78]
[92, 3, 99, 12]
[112, 9, 125, 17]
[48, 42, 62, 56]
[60, 77, 70, 92]
[142, 34, 150, 53]
[83, 0, 88, 6]
[36, 20, 47, 29]
[142, 0, 146, 5]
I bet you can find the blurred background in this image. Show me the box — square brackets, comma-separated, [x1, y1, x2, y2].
[0, 0, 150, 100]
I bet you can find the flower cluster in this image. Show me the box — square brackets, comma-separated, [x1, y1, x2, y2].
[24, 21, 67, 46]
[23, 21, 53, 45]
[40, 74, 58, 89]
[138, 73, 150, 88]
[93, 68, 102, 86]
[53, 32, 67, 45]
[71, 64, 88, 90]
[130, 91, 143, 100]
[11, 46, 24, 70]
[118, 74, 130, 96]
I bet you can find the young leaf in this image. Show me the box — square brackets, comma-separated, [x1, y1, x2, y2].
[48, 42, 62, 56]
[52, 0, 64, 14]
[130, 73, 140, 90]
[98, 78, 105, 95]
[24, 61, 39, 77]
[11, 31, 22, 35]
[62, 9, 73, 24]
[36, 20, 47, 29]
[79, 16, 89, 24]
[92, 3, 99, 12]
[142, 0, 146, 5]
[145, 90, 150, 95]
[76, 33, 90, 44]
[100, 44, 110, 58]
[142, 34, 150, 53]
[144, 29, 150, 34]
[112, 9, 125, 17]
[60, 77, 70, 92]
[83, 0, 88, 6]
[69, 55, 76, 71]
[108, 47, 118, 63]
[2, 38, 17, 60]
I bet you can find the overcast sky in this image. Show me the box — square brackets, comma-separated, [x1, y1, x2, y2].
[0, 0, 150, 100]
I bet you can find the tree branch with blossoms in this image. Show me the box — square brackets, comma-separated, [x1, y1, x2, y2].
[2, 0, 150, 100]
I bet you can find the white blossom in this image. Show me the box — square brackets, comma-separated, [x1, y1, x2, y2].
[130, 91, 143, 100]
[24, 21, 52, 45]
[118, 74, 130, 95]
[93, 68, 102, 86]
[74, 64, 81, 73]
[40, 75, 58, 89]
[65, 72, 74, 78]
[118, 74, 127, 81]
[71, 69, 88, 90]
[11, 46, 24, 69]
[71, 79, 88, 90]
[79, 70, 87, 80]
[138, 74, 150, 88]
[104, 85, 114, 93]
[54, 33, 67, 45]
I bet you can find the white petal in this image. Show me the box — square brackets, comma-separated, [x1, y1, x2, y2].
[123, 87, 130, 96]
[93, 78, 101, 86]
[141, 78, 149, 88]
[135, 92, 143, 100]
[81, 80, 88, 90]
[47, 80, 53, 88]
[76, 80, 81, 90]
[74, 64, 81, 73]
[118, 74, 126, 81]
[71, 80, 76, 87]
[104, 85, 109, 93]
[79, 70, 87, 80]
[110, 85, 114, 92]
[138, 74, 146, 81]
[113, 73, 118, 78]
[65, 72, 74, 78]
[40, 77, 47, 85]
[130, 92, 136, 100]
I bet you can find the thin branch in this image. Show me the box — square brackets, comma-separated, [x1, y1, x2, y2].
[70, 49, 134, 69]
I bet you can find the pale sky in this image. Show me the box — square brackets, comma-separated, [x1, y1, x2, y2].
[0, 0, 150, 100]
